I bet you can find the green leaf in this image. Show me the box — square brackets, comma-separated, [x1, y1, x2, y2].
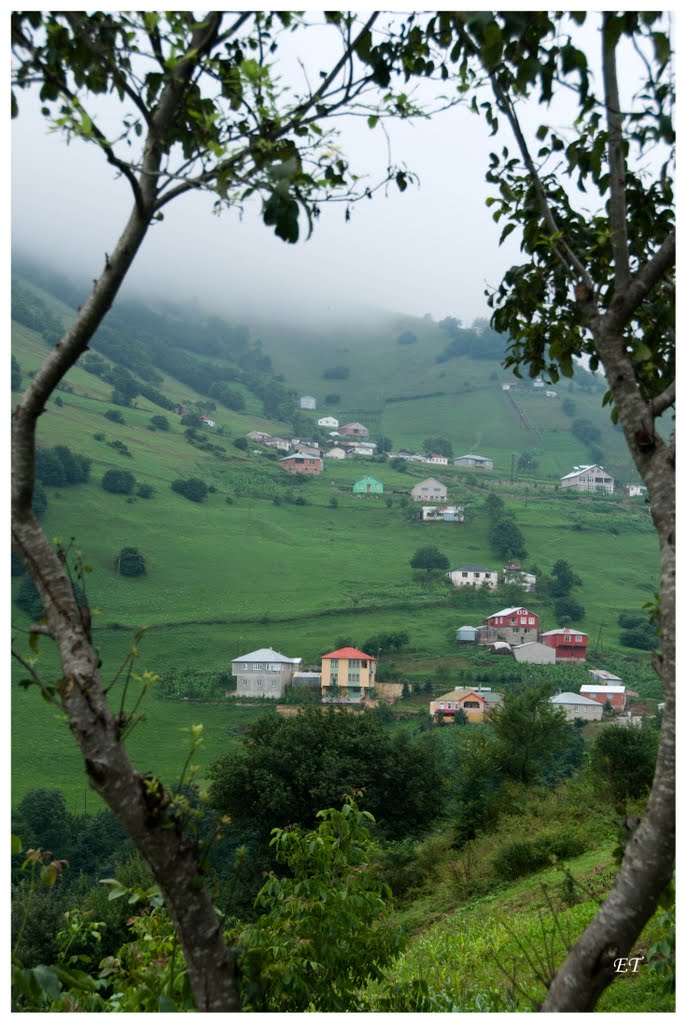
[12, 834, 22, 855]
[395, 170, 407, 192]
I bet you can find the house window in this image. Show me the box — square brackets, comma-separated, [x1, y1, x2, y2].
[349, 659, 360, 668]
[268, 663, 281, 672]
[564, 635, 571, 642]
[462, 572, 468, 578]
[575, 635, 583, 642]
[330, 659, 338, 669]
[256, 679, 263, 688]
[271, 679, 277, 688]
[361, 660, 368, 668]
[330, 674, 338, 684]
[439, 703, 444, 709]
[464, 700, 481, 708]
[447, 702, 452, 709]
[485, 573, 491, 578]
[529, 617, 535, 624]
[254, 663, 264, 670]
[241, 663, 249, 671]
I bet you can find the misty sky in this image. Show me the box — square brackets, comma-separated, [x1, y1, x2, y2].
[9, 9, 645, 325]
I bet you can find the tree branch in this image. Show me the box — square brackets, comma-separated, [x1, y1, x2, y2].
[651, 379, 676, 417]
[602, 14, 631, 292]
[609, 229, 676, 328]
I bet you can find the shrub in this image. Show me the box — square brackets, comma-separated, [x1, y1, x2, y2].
[104, 408, 125, 424]
[102, 469, 136, 494]
[35, 445, 91, 486]
[150, 414, 169, 431]
[590, 724, 659, 802]
[115, 546, 147, 577]
[171, 477, 208, 503]
[136, 483, 154, 499]
[322, 365, 350, 380]
[492, 829, 585, 881]
[233, 437, 248, 450]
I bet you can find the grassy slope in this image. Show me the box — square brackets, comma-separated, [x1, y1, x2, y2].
[12, 283, 658, 809]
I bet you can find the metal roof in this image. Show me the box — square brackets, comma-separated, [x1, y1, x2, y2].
[234, 648, 301, 664]
[551, 692, 602, 705]
[580, 684, 626, 695]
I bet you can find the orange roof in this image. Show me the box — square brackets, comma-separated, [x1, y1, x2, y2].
[322, 647, 376, 660]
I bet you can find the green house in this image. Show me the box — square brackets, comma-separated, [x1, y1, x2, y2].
[352, 476, 384, 495]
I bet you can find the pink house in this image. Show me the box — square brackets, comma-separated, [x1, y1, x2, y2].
[539, 628, 589, 662]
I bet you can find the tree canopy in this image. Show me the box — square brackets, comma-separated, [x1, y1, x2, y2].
[410, 545, 450, 573]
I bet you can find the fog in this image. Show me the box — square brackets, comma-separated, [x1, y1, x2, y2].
[10, 10, 631, 328]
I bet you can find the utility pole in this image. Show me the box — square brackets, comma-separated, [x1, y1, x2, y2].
[595, 621, 605, 656]
[511, 452, 516, 483]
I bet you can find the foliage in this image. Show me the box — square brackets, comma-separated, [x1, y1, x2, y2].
[491, 828, 585, 881]
[115, 547, 146, 578]
[104, 408, 125, 424]
[554, 596, 585, 624]
[322, 365, 350, 380]
[488, 513, 527, 561]
[207, 708, 443, 840]
[410, 545, 449, 573]
[397, 329, 417, 345]
[35, 445, 91, 487]
[589, 724, 659, 803]
[488, 684, 571, 785]
[12, 353, 22, 391]
[423, 436, 453, 458]
[171, 477, 208, 503]
[234, 796, 401, 1012]
[149, 415, 169, 431]
[101, 468, 136, 495]
[363, 630, 409, 654]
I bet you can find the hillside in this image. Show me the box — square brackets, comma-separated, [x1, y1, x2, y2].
[11, 259, 659, 804]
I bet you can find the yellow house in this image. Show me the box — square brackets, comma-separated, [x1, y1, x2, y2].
[429, 686, 503, 723]
[321, 647, 377, 703]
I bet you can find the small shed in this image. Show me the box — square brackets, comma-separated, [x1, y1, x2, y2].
[456, 625, 478, 643]
[299, 395, 317, 409]
[352, 476, 384, 495]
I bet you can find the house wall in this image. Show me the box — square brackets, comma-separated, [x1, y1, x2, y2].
[411, 482, 448, 502]
[447, 569, 498, 589]
[232, 662, 296, 698]
[554, 701, 603, 722]
[281, 458, 322, 474]
[583, 690, 626, 712]
[512, 643, 556, 664]
[561, 469, 614, 493]
[321, 656, 376, 701]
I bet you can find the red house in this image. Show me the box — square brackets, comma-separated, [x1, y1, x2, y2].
[486, 606, 539, 645]
[579, 685, 627, 712]
[279, 453, 322, 475]
[539, 628, 589, 662]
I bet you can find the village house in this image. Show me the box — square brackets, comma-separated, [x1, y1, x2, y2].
[174, 403, 191, 417]
[446, 564, 498, 589]
[502, 565, 537, 591]
[264, 436, 292, 452]
[293, 442, 322, 458]
[200, 415, 216, 428]
[351, 441, 377, 456]
[453, 453, 494, 470]
[512, 641, 556, 664]
[317, 416, 339, 428]
[549, 692, 604, 721]
[428, 453, 449, 465]
[246, 430, 271, 442]
[486, 606, 539, 645]
[299, 395, 317, 409]
[539, 628, 589, 662]
[625, 483, 648, 497]
[320, 646, 377, 702]
[411, 478, 448, 502]
[421, 505, 464, 522]
[429, 686, 503, 723]
[352, 476, 384, 495]
[545, 390, 558, 398]
[340, 422, 369, 437]
[279, 453, 323, 475]
[231, 647, 302, 699]
[560, 464, 615, 494]
[324, 446, 347, 460]
[580, 684, 627, 713]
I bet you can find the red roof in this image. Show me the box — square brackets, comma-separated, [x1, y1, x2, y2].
[322, 647, 376, 661]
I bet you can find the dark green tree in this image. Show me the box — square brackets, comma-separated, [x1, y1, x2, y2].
[101, 469, 136, 495]
[410, 545, 450, 573]
[149, 414, 169, 431]
[487, 684, 570, 786]
[207, 708, 442, 840]
[104, 408, 125, 424]
[549, 559, 582, 598]
[488, 514, 527, 560]
[422, 437, 453, 458]
[554, 596, 585, 624]
[115, 547, 147, 577]
[11, 354, 22, 391]
[590, 725, 659, 803]
[171, 478, 208, 503]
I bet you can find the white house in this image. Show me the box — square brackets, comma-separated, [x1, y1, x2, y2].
[560, 465, 614, 494]
[200, 415, 216, 428]
[625, 483, 648, 497]
[428, 454, 449, 465]
[299, 395, 317, 409]
[325, 446, 347, 459]
[446, 564, 498, 589]
[453, 454, 494, 470]
[317, 416, 339, 428]
[550, 692, 604, 722]
[231, 647, 302, 699]
[421, 505, 464, 522]
[502, 567, 537, 591]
